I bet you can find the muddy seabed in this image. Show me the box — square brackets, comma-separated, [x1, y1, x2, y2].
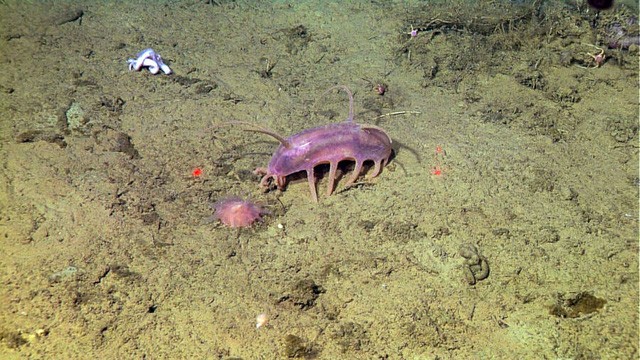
[0, 0, 638, 358]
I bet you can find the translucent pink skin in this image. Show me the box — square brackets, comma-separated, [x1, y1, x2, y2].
[212, 197, 266, 228]
[255, 86, 392, 202]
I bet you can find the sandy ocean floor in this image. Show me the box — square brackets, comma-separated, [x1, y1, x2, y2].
[0, 0, 638, 359]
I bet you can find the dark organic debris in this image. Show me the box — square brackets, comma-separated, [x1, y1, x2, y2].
[277, 279, 325, 310]
[283, 334, 316, 358]
[15, 130, 66, 148]
[549, 292, 607, 318]
[95, 129, 140, 159]
[459, 244, 490, 285]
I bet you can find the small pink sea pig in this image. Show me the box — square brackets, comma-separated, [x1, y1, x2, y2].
[210, 197, 267, 228]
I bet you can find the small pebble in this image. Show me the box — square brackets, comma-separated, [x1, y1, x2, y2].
[256, 313, 269, 329]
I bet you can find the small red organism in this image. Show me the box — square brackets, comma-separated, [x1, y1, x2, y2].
[192, 167, 203, 177]
[431, 145, 447, 177]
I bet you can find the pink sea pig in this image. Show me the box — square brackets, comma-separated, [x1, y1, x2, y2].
[211, 197, 267, 228]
